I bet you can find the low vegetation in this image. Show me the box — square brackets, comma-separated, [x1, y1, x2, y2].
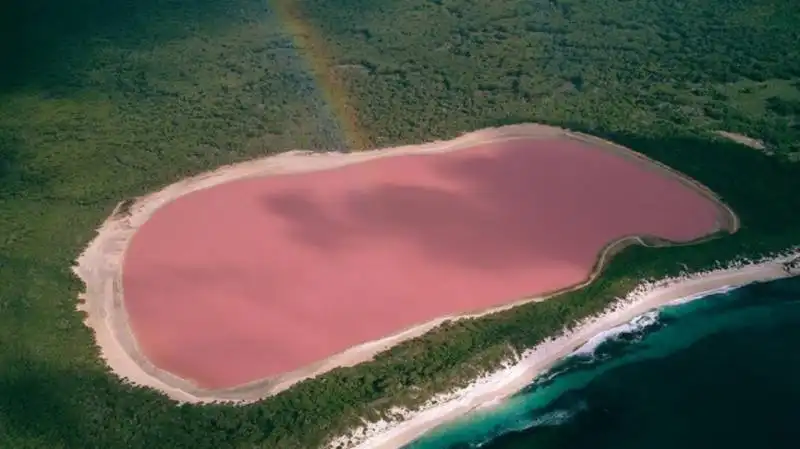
[1, 0, 799, 448]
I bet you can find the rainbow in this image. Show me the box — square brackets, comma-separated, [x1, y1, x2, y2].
[273, 0, 369, 151]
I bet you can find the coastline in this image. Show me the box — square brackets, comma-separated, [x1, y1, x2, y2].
[326, 248, 800, 449]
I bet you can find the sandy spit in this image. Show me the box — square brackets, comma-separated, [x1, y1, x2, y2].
[325, 248, 800, 449]
[73, 123, 737, 404]
[715, 130, 768, 152]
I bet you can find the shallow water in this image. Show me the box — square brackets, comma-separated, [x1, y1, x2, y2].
[403, 276, 800, 449]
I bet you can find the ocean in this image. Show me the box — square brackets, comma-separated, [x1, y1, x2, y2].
[403, 275, 800, 449]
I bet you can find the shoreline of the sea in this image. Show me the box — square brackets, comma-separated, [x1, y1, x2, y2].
[326, 249, 800, 449]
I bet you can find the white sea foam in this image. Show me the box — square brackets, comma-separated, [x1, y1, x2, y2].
[572, 309, 660, 356]
[529, 402, 587, 428]
[667, 284, 737, 305]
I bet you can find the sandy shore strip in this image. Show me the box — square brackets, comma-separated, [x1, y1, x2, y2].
[326, 248, 800, 449]
[73, 123, 737, 403]
[715, 130, 769, 153]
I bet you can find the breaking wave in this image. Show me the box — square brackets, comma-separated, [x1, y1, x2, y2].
[572, 310, 662, 357]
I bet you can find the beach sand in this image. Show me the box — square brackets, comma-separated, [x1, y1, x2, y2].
[327, 249, 800, 449]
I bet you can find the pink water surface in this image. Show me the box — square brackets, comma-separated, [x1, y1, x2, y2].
[122, 138, 722, 389]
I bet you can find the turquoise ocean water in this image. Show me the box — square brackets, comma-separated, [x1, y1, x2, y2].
[403, 275, 800, 449]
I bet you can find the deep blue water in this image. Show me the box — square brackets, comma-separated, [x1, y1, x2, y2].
[404, 276, 800, 449]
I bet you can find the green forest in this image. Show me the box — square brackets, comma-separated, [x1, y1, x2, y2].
[1, 0, 799, 448]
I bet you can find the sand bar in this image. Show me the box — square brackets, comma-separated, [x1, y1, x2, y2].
[715, 130, 768, 152]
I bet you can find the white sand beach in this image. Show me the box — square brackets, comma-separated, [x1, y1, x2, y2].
[326, 248, 800, 449]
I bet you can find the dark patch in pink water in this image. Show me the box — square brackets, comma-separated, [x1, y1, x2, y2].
[122, 138, 722, 389]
